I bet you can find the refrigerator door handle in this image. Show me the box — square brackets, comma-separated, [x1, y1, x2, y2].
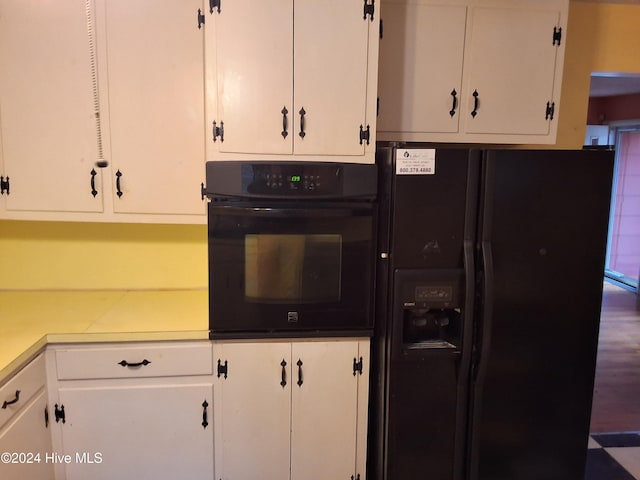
[468, 239, 495, 480]
[476, 240, 494, 385]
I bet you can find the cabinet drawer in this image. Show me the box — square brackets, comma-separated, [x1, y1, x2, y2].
[54, 342, 213, 380]
[0, 354, 46, 430]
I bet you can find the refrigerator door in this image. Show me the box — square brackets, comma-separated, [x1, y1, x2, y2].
[379, 146, 482, 480]
[390, 147, 476, 269]
[469, 149, 614, 480]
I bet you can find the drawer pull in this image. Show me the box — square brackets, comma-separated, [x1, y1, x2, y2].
[118, 359, 151, 368]
[2, 390, 20, 409]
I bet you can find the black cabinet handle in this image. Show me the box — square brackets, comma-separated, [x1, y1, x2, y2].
[281, 107, 289, 139]
[471, 90, 479, 118]
[296, 359, 303, 387]
[280, 359, 287, 388]
[2, 390, 20, 409]
[202, 400, 209, 429]
[299, 107, 306, 139]
[115, 170, 123, 198]
[118, 359, 151, 368]
[90, 169, 98, 198]
[450, 89, 458, 117]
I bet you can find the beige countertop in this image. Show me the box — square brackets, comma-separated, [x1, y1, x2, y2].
[0, 289, 209, 382]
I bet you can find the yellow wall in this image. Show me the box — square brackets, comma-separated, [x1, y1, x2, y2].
[557, 1, 640, 148]
[0, 220, 208, 290]
[2, 1, 640, 291]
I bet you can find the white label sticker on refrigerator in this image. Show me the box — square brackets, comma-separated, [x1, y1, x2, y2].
[395, 149, 436, 175]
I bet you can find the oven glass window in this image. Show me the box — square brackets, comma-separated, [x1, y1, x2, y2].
[245, 234, 342, 302]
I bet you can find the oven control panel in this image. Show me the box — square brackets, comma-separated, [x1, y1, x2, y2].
[205, 161, 377, 199]
[243, 163, 342, 196]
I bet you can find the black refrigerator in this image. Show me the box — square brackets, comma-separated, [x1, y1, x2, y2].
[371, 144, 614, 480]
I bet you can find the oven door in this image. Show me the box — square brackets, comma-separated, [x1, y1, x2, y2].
[208, 201, 375, 337]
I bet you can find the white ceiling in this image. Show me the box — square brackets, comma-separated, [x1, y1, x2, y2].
[590, 73, 640, 97]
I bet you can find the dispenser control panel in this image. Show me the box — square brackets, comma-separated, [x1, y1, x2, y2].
[415, 286, 453, 303]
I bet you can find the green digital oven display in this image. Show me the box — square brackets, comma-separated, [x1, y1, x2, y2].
[290, 175, 301, 183]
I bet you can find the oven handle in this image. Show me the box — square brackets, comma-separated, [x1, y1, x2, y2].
[208, 204, 374, 218]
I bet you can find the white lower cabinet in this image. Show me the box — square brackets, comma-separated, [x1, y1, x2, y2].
[214, 338, 370, 480]
[55, 383, 213, 480]
[46, 342, 215, 480]
[4, 338, 370, 479]
[0, 354, 53, 480]
[0, 391, 54, 480]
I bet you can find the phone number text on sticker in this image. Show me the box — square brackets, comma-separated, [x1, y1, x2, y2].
[395, 149, 436, 175]
[397, 166, 433, 174]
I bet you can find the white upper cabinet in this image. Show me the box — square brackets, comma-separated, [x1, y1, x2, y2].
[96, 0, 206, 217]
[462, 6, 561, 136]
[376, 3, 467, 134]
[293, 0, 371, 156]
[377, 0, 568, 144]
[0, 0, 207, 223]
[206, 0, 379, 162]
[207, 0, 293, 156]
[0, 0, 103, 214]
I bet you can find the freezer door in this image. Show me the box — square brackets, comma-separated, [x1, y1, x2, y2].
[390, 147, 480, 269]
[469, 149, 614, 480]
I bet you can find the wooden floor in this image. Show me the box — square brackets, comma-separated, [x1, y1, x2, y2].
[590, 282, 640, 433]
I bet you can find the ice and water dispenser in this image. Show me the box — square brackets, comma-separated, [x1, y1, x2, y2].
[385, 268, 467, 479]
[393, 269, 464, 355]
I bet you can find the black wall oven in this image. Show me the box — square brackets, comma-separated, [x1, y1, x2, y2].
[205, 161, 377, 338]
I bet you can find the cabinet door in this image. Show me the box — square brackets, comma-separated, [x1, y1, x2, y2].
[217, 342, 291, 480]
[377, 2, 467, 135]
[57, 383, 214, 480]
[461, 6, 560, 135]
[99, 0, 206, 215]
[0, 390, 54, 480]
[209, 0, 293, 155]
[0, 0, 103, 213]
[294, 0, 370, 156]
[291, 341, 360, 480]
